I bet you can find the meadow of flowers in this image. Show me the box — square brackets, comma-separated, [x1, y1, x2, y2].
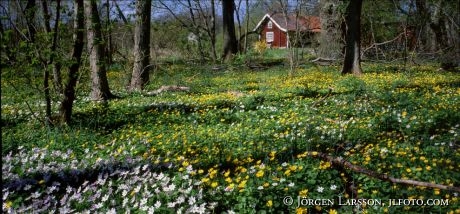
[2, 63, 459, 213]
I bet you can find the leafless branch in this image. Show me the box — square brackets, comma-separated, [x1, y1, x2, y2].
[306, 151, 460, 192]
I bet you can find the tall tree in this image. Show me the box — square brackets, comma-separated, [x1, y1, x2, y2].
[84, 0, 114, 100]
[24, 0, 37, 43]
[129, 0, 152, 91]
[42, 0, 63, 94]
[222, 0, 238, 61]
[59, 0, 85, 124]
[318, 0, 342, 60]
[341, 0, 363, 75]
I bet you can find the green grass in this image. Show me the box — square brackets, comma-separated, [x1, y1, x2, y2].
[2, 63, 459, 213]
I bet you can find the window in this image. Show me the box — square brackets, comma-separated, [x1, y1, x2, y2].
[266, 32, 274, 42]
[267, 21, 273, 29]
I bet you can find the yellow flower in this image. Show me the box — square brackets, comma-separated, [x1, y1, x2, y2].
[406, 168, 412, 173]
[256, 170, 264, 178]
[284, 169, 291, 176]
[434, 189, 440, 195]
[263, 182, 270, 188]
[201, 177, 210, 183]
[299, 189, 308, 197]
[238, 180, 247, 189]
[224, 170, 230, 177]
[4, 201, 12, 209]
[266, 200, 273, 207]
[329, 209, 338, 214]
[225, 183, 235, 191]
[182, 161, 189, 167]
[296, 207, 307, 214]
[319, 161, 331, 170]
[211, 182, 218, 188]
[209, 169, 218, 178]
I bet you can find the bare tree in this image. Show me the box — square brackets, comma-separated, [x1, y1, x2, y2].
[84, 0, 115, 100]
[222, 0, 238, 61]
[59, 0, 85, 124]
[341, 0, 363, 75]
[157, 0, 217, 62]
[129, 0, 152, 91]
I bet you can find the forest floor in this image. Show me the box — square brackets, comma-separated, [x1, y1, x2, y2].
[2, 61, 459, 213]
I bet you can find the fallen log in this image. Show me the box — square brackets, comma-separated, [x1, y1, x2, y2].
[305, 151, 460, 192]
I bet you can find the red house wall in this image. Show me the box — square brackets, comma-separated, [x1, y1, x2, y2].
[261, 21, 287, 48]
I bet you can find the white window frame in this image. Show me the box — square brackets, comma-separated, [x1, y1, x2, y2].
[266, 32, 274, 42]
[267, 21, 273, 29]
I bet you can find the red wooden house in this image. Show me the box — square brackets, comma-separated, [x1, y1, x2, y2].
[253, 13, 321, 48]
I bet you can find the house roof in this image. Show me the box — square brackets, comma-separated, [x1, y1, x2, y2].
[253, 13, 321, 33]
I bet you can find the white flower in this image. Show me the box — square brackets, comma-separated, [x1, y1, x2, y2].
[101, 194, 109, 202]
[257, 186, 264, 190]
[66, 186, 73, 194]
[31, 191, 41, 199]
[330, 185, 337, 190]
[288, 182, 295, 187]
[107, 208, 117, 214]
[163, 183, 176, 192]
[140, 198, 148, 207]
[272, 182, 278, 186]
[122, 197, 128, 208]
[189, 196, 196, 206]
[148, 207, 155, 214]
[24, 184, 32, 191]
[317, 186, 324, 193]
[154, 201, 161, 209]
[176, 196, 185, 204]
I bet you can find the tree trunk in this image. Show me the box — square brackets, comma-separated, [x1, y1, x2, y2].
[319, 0, 342, 60]
[341, 0, 362, 75]
[41, 0, 63, 94]
[59, 0, 85, 124]
[210, 0, 217, 61]
[129, 0, 152, 91]
[84, 0, 114, 100]
[244, 0, 249, 52]
[222, 0, 238, 61]
[24, 0, 36, 42]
